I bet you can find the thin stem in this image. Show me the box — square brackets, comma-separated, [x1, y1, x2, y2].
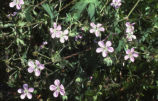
[127, 0, 141, 18]
[38, 53, 51, 60]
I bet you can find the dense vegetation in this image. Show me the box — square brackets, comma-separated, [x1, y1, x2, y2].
[0, 0, 158, 100]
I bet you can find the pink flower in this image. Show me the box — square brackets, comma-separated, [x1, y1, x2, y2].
[9, 0, 24, 10]
[40, 41, 48, 48]
[49, 79, 65, 98]
[17, 84, 34, 99]
[125, 22, 136, 41]
[50, 23, 62, 39]
[57, 30, 69, 43]
[96, 41, 114, 57]
[28, 60, 45, 76]
[124, 48, 138, 62]
[111, 0, 121, 9]
[90, 23, 105, 37]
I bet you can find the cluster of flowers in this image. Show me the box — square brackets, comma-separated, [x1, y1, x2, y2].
[17, 60, 66, 99]
[9, 0, 24, 10]
[50, 23, 69, 43]
[125, 22, 136, 41]
[111, 0, 122, 9]
[89, 22, 138, 62]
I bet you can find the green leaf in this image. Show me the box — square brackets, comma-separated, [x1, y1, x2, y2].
[88, 4, 95, 21]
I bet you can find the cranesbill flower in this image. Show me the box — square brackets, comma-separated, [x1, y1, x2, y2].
[111, 0, 121, 9]
[124, 48, 138, 62]
[126, 33, 136, 41]
[28, 60, 45, 76]
[125, 22, 135, 34]
[9, 0, 24, 10]
[90, 23, 105, 37]
[17, 84, 34, 99]
[50, 23, 62, 39]
[96, 41, 114, 57]
[57, 30, 69, 43]
[49, 79, 65, 98]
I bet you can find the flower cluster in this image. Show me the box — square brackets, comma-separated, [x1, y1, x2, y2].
[17, 84, 34, 99]
[96, 41, 114, 57]
[124, 48, 138, 62]
[49, 79, 65, 97]
[90, 23, 105, 37]
[125, 22, 136, 41]
[9, 0, 24, 10]
[28, 60, 45, 76]
[50, 23, 69, 43]
[111, 0, 122, 9]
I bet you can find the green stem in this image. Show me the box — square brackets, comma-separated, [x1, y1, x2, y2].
[127, 0, 141, 18]
[38, 53, 51, 60]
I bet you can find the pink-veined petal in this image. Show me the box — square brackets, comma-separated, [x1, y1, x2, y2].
[39, 64, 45, 70]
[64, 30, 68, 35]
[102, 51, 107, 57]
[131, 48, 134, 53]
[28, 61, 35, 68]
[130, 56, 135, 62]
[60, 89, 65, 96]
[17, 88, 23, 94]
[133, 53, 138, 57]
[106, 41, 112, 47]
[90, 23, 96, 28]
[95, 31, 100, 37]
[57, 25, 61, 30]
[124, 55, 129, 60]
[35, 69, 40, 76]
[49, 85, 57, 91]
[28, 88, 34, 92]
[98, 41, 105, 48]
[96, 48, 103, 53]
[16, 4, 21, 10]
[51, 33, 56, 38]
[20, 93, 26, 99]
[53, 90, 59, 97]
[56, 31, 61, 38]
[60, 84, 65, 90]
[28, 67, 34, 73]
[90, 29, 95, 33]
[99, 27, 105, 32]
[53, 23, 57, 28]
[19, 0, 24, 4]
[23, 84, 28, 90]
[50, 28, 54, 33]
[108, 47, 114, 53]
[64, 36, 68, 40]
[97, 23, 102, 28]
[27, 93, 32, 99]
[60, 37, 65, 43]
[126, 49, 131, 54]
[54, 79, 60, 86]
[9, 2, 16, 7]
[35, 60, 40, 65]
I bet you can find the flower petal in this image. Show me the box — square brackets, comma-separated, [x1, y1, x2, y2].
[95, 31, 100, 37]
[28, 67, 34, 73]
[34, 69, 40, 76]
[131, 48, 135, 53]
[28, 88, 34, 92]
[16, 4, 21, 10]
[60, 37, 65, 43]
[98, 41, 105, 48]
[19, 0, 24, 4]
[17, 88, 23, 94]
[133, 53, 138, 57]
[20, 93, 26, 99]
[97, 23, 102, 28]
[130, 57, 135, 62]
[54, 79, 60, 86]
[64, 30, 68, 35]
[49, 85, 57, 91]
[102, 51, 107, 57]
[96, 48, 103, 53]
[60, 89, 65, 96]
[9, 2, 16, 7]
[60, 84, 65, 90]
[90, 23, 96, 28]
[99, 27, 105, 32]
[124, 55, 129, 60]
[53, 90, 59, 98]
[126, 49, 131, 54]
[64, 36, 68, 40]
[23, 84, 28, 89]
[106, 41, 112, 47]
[90, 29, 95, 33]
[27, 93, 32, 99]
[28, 61, 35, 68]
[53, 23, 57, 28]
[57, 25, 61, 30]
[108, 47, 114, 53]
